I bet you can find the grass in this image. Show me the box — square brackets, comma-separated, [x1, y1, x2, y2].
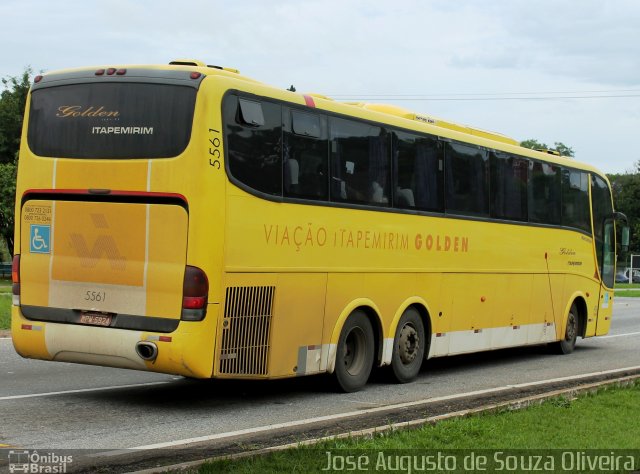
[614, 282, 640, 296]
[201, 382, 640, 473]
[0, 294, 10, 330]
[615, 282, 640, 289]
[1, 278, 12, 330]
[615, 290, 640, 297]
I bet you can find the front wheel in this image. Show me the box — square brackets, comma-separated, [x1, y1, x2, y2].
[333, 310, 375, 392]
[552, 303, 579, 354]
[390, 307, 426, 383]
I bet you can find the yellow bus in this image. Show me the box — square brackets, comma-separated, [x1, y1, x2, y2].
[11, 59, 629, 392]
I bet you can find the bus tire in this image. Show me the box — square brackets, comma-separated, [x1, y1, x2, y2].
[390, 307, 425, 383]
[333, 310, 375, 393]
[552, 303, 579, 354]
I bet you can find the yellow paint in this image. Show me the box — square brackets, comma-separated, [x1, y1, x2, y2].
[55, 160, 148, 190]
[11, 307, 50, 360]
[145, 204, 188, 318]
[52, 201, 146, 286]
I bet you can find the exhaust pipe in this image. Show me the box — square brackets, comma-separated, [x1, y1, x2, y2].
[135, 341, 158, 361]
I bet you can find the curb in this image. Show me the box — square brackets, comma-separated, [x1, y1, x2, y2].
[128, 374, 640, 474]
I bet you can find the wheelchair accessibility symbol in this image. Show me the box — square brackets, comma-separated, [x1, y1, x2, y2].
[30, 224, 51, 254]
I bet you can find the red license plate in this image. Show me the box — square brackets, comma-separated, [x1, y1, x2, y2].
[79, 312, 112, 327]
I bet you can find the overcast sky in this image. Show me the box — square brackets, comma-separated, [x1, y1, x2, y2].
[2, 0, 639, 173]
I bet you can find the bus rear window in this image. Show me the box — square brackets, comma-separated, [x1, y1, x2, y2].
[28, 82, 197, 159]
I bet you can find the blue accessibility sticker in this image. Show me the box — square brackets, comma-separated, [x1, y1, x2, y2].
[30, 224, 51, 254]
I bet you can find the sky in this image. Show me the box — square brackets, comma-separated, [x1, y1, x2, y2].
[1, 0, 639, 174]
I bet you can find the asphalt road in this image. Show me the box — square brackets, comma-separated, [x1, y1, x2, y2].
[1, 298, 639, 452]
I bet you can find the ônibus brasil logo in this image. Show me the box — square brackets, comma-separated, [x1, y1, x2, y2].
[8, 450, 73, 473]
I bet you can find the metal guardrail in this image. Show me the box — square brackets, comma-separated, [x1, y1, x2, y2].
[0, 262, 11, 279]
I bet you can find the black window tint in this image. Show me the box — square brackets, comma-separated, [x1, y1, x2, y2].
[28, 83, 196, 159]
[562, 169, 590, 232]
[591, 175, 614, 286]
[445, 142, 489, 216]
[529, 162, 561, 225]
[393, 131, 443, 211]
[224, 95, 282, 196]
[330, 118, 389, 206]
[292, 110, 321, 138]
[238, 98, 265, 126]
[490, 152, 528, 221]
[283, 108, 328, 200]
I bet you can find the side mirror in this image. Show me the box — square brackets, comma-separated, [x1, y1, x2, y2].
[613, 212, 630, 253]
[622, 226, 630, 253]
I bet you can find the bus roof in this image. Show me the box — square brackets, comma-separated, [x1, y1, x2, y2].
[37, 59, 604, 178]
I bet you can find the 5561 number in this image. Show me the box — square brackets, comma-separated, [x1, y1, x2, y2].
[84, 291, 106, 302]
[208, 128, 221, 169]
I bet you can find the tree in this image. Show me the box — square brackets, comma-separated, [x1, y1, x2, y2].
[1, 68, 31, 164]
[608, 161, 640, 255]
[0, 163, 16, 258]
[0, 67, 31, 257]
[520, 138, 574, 157]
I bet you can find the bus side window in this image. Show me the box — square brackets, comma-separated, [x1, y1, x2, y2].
[224, 95, 283, 196]
[529, 161, 561, 225]
[237, 98, 265, 126]
[329, 118, 390, 206]
[445, 142, 489, 217]
[284, 110, 328, 200]
[392, 131, 443, 212]
[562, 169, 590, 232]
[490, 152, 528, 221]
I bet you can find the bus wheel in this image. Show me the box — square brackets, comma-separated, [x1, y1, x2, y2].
[553, 304, 578, 354]
[390, 307, 425, 383]
[334, 310, 375, 393]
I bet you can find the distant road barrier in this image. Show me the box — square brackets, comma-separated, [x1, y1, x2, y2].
[0, 262, 10, 279]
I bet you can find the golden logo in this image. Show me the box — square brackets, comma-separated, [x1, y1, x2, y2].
[56, 105, 120, 118]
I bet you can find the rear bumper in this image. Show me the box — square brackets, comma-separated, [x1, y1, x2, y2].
[11, 304, 219, 378]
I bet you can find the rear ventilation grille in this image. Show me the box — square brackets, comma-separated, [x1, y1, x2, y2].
[219, 286, 275, 375]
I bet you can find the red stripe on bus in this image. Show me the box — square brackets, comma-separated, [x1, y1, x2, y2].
[303, 95, 316, 108]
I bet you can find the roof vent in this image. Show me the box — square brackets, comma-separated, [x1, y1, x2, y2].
[169, 59, 206, 67]
[534, 148, 561, 156]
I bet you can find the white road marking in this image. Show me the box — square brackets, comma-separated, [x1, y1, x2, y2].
[597, 331, 640, 339]
[96, 365, 640, 456]
[0, 381, 171, 401]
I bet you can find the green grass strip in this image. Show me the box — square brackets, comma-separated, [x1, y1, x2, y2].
[0, 294, 11, 330]
[614, 290, 640, 297]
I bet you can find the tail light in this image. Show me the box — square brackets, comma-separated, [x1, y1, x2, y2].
[12, 254, 20, 305]
[181, 265, 208, 321]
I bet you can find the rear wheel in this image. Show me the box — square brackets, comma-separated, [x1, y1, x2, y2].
[552, 303, 579, 354]
[390, 307, 425, 383]
[333, 310, 375, 392]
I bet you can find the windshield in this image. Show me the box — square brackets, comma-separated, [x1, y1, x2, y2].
[28, 82, 197, 159]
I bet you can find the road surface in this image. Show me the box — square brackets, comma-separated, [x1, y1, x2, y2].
[0, 298, 638, 452]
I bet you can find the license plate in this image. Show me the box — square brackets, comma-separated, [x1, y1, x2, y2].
[79, 312, 112, 327]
